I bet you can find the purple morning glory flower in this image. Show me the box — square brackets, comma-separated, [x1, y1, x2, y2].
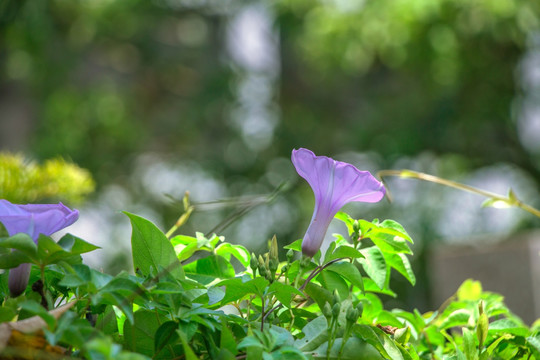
[0, 200, 79, 296]
[292, 148, 386, 257]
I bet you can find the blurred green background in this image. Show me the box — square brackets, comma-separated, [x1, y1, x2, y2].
[2, 0, 540, 312]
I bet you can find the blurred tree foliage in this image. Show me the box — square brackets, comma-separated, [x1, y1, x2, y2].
[0, 152, 94, 204]
[277, 0, 540, 172]
[1, 0, 539, 183]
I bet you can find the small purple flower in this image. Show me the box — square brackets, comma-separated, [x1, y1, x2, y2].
[292, 148, 386, 257]
[0, 200, 79, 296]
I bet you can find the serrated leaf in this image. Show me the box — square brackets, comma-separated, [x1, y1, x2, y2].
[124, 212, 184, 280]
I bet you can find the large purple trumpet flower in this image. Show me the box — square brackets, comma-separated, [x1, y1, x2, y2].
[292, 148, 386, 257]
[0, 200, 79, 296]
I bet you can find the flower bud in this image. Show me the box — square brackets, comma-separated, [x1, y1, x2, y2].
[346, 306, 358, 323]
[269, 258, 279, 273]
[332, 303, 341, 318]
[270, 235, 278, 261]
[322, 302, 332, 320]
[300, 256, 311, 268]
[355, 302, 364, 317]
[286, 249, 294, 263]
[250, 253, 258, 272]
[333, 290, 340, 305]
[353, 220, 360, 234]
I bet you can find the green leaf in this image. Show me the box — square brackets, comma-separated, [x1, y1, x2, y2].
[310, 337, 384, 359]
[527, 334, 540, 354]
[124, 309, 173, 358]
[0, 251, 33, 269]
[218, 277, 269, 304]
[0, 307, 16, 322]
[383, 253, 416, 286]
[378, 220, 413, 243]
[327, 261, 364, 293]
[488, 319, 529, 337]
[215, 242, 251, 268]
[457, 279, 482, 301]
[359, 246, 387, 290]
[220, 320, 237, 355]
[268, 281, 304, 308]
[295, 315, 329, 351]
[303, 282, 333, 310]
[462, 327, 478, 360]
[57, 234, 100, 255]
[154, 321, 179, 355]
[354, 324, 391, 359]
[36, 235, 81, 265]
[481, 334, 513, 359]
[19, 300, 56, 330]
[439, 309, 472, 330]
[207, 286, 225, 305]
[284, 239, 302, 252]
[124, 212, 184, 280]
[317, 268, 349, 300]
[324, 244, 364, 263]
[179, 332, 198, 360]
[0, 233, 37, 257]
[183, 254, 235, 283]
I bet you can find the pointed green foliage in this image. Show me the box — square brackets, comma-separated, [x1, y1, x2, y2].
[19, 300, 57, 330]
[218, 277, 269, 304]
[382, 252, 416, 286]
[324, 242, 364, 263]
[359, 246, 387, 290]
[124, 309, 174, 358]
[216, 242, 251, 268]
[124, 211, 184, 280]
[183, 254, 235, 283]
[284, 239, 302, 252]
[268, 281, 304, 308]
[462, 327, 478, 360]
[220, 320, 237, 355]
[154, 321, 179, 356]
[326, 261, 364, 293]
[295, 316, 329, 352]
[317, 268, 349, 300]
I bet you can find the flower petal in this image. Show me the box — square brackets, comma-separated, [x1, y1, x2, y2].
[292, 148, 385, 257]
[8, 263, 31, 297]
[0, 200, 79, 241]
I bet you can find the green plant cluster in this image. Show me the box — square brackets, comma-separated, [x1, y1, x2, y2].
[0, 152, 95, 205]
[1, 208, 539, 359]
